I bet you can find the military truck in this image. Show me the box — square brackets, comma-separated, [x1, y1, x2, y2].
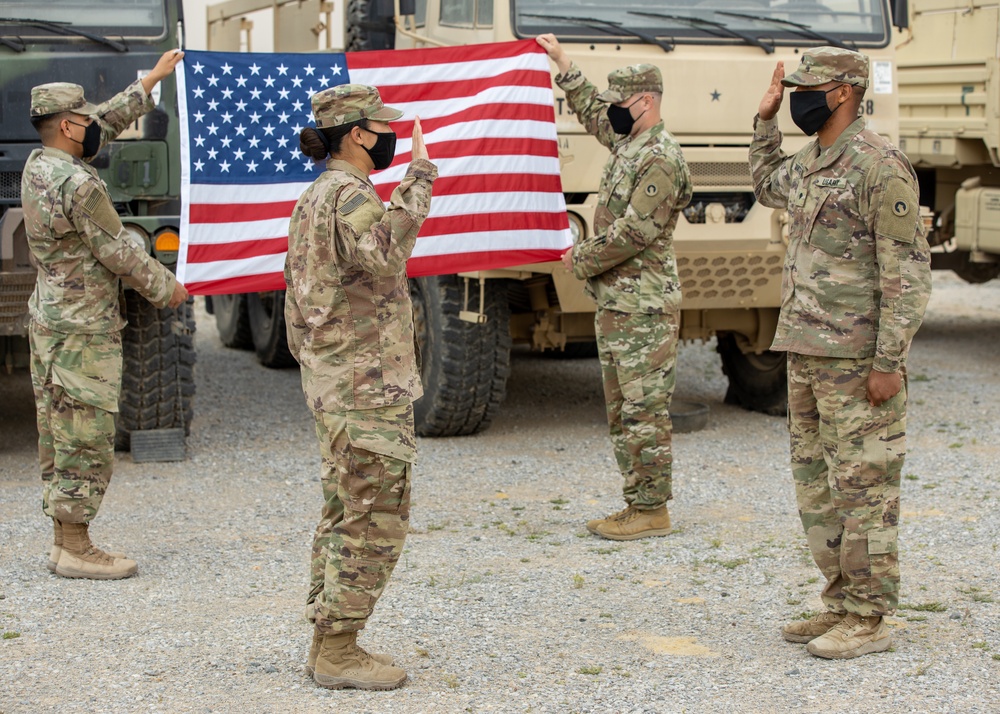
[206, 0, 911, 436]
[897, 0, 1000, 282]
[0, 0, 195, 449]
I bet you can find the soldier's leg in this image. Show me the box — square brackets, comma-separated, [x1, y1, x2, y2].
[307, 411, 346, 616]
[595, 309, 632, 497]
[28, 325, 56, 514]
[820, 359, 905, 617]
[789, 353, 847, 613]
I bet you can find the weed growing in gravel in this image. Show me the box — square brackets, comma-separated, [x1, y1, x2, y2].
[922, 483, 939, 489]
[907, 662, 933, 677]
[415, 647, 429, 657]
[905, 474, 919, 481]
[442, 673, 459, 689]
[427, 522, 446, 531]
[993, 654, 1000, 661]
[911, 373, 931, 382]
[520, 557, 530, 563]
[959, 587, 994, 603]
[972, 642, 990, 650]
[591, 546, 623, 555]
[795, 610, 822, 620]
[707, 557, 749, 570]
[710, 538, 723, 548]
[577, 666, 602, 675]
[2, 631, 20, 639]
[572, 574, 585, 589]
[900, 602, 947, 612]
[906, 615, 928, 622]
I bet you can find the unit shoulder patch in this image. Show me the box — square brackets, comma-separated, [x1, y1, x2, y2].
[876, 175, 919, 244]
[631, 164, 672, 220]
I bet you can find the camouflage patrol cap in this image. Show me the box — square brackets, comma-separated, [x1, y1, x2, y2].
[30, 83, 101, 118]
[311, 84, 404, 129]
[596, 64, 663, 104]
[782, 47, 870, 89]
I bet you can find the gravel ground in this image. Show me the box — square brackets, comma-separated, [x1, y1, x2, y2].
[1, 271, 998, 713]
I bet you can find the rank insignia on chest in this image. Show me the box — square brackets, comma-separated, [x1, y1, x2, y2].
[893, 199, 909, 216]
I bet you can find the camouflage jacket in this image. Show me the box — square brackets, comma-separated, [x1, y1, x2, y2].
[556, 63, 692, 314]
[750, 116, 932, 372]
[284, 157, 437, 412]
[21, 79, 177, 334]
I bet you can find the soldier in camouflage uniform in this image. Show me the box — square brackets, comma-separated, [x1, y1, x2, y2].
[285, 84, 436, 690]
[537, 35, 692, 541]
[750, 48, 932, 659]
[22, 51, 189, 581]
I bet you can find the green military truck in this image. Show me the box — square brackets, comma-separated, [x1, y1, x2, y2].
[0, 0, 195, 449]
[898, 0, 1000, 281]
[206, 0, 911, 436]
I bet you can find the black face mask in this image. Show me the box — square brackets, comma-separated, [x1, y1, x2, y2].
[361, 128, 397, 171]
[789, 87, 842, 137]
[66, 119, 102, 160]
[606, 98, 646, 136]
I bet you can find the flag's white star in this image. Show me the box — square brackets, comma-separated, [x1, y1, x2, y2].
[235, 75, 248, 87]
[278, 88, 290, 100]
[207, 148, 218, 160]
[303, 160, 314, 170]
[221, 111, 233, 124]
[264, 100, 276, 111]
[276, 136, 289, 147]
[331, 64, 342, 76]
[235, 100, 247, 112]
[263, 125, 276, 136]
[304, 64, 316, 76]
[277, 111, 290, 123]
[193, 111, 205, 123]
[221, 62, 233, 75]
[207, 99, 219, 111]
[292, 100, 304, 112]
[264, 75, 276, 88]
[249, 112, 262, 124]
[291, 148, 302, 160]
[221, 88, 234, 100]
[194, 135, 206, 147]
[274, 160, 286, 172]
[235, 124, 247, 136]
[248, 137, 261, 148]
[246, 160, 258, 172]
[292, 124, 303, 134]
[234, 148, 246, 161]
[277, 63, 289, 75]
[318, 75, 331, 87]
[207, 123, 219, 135]
[192, 61, 205, 74]
[219, 160, 231, 172]
[261, 148, 273, 160]
[249, 63, 261, 75]
[194, 159, 205, 171]
[250, 88, 262, 100]
[192, 87, 205, 98]
[291, 75, 303, 88]
[207, 74, 220, 87]
[220, 136, 233, 148]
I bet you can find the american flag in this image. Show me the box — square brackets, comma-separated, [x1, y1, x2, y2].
[176, 40, 573, 295]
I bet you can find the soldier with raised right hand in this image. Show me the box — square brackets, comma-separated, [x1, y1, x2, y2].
[750, 47, 932, 659]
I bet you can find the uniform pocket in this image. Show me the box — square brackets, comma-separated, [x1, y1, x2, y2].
[867, 526, 899, 594]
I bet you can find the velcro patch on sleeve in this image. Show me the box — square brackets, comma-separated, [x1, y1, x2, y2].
[631, 164, 672, 220]
[77, 183, 123, 238]
[337, 190, 371, 216]
[876, 176, 919, 244]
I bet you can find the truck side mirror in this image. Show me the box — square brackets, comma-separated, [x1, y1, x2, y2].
[399, 0, 416, 15]
[891, 0, 909, 30]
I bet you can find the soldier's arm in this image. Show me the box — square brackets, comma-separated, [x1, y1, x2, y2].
[867, 161, 933, 372]
[749, 115, 794, 210]
[282, 264, 306, 363]
[91, 80, 156, 150]
[68, 179, 176, 307]
[333, 159, 438, 277]
[571, 154, 690, 278]
[555, 63, 619, 151]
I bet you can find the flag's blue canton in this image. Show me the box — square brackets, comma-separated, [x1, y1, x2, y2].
[184, 50, 350, 185]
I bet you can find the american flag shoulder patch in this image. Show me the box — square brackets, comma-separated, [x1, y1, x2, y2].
[337, 191, 369, 216]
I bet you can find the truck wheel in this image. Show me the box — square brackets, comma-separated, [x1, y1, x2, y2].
[411, 275, 512, 436]
[247, 291, 297, 368]
[954, 252, 1000, 284]
[346, 0, 395, 52]
[717, 332, 787, 417]
[212, 293, 253, 350]
[116, 295, 196, 451]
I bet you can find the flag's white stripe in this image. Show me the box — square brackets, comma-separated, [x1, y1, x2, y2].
[177, 61, 194, 284]
[183, 253, 287, 284]
[392, 119, 557, 155]
[349, 53, 550, 87]
[386, 87, 556, 120]
[188, 217, 290, 244]
[189, 181, 313, 205]
[412, 229, 574, 257]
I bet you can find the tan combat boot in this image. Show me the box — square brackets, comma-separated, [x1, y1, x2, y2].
[313, 631, 406, 690]
[305, 629, 393, 676]
[55, 522, 138, 580]
[782, 611, 846, 643]
[593, 505, 671, 541]
[806, 613, 891, 659]
[47, 520, 125, 573]
[586, 505, 632, 535]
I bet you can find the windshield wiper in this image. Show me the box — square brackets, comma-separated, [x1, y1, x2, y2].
[712, 11, 852, 49]
[522, 13, 675, 53]
[628, 10, 774, 54]
[0, 34, 26, 52]
[0, 17, 128, 52]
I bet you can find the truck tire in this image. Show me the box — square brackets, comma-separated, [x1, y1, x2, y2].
[212, 293, 253, 350]
[717, 332, 787, 417]
[411, 275, 512, 436]
[346, 0, 395, 52]
[247, 291, 297, 368]
[116, 295, 196, 451]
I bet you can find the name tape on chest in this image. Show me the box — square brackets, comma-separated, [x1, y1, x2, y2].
[815, 177, 847, 189]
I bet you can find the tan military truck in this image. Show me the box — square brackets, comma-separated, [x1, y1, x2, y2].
[206, 0, 910, 436]
[897, 0, 1000, 282]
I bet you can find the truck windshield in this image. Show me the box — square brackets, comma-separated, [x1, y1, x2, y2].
[1, 0, 165, 38]
[514, 0, 888, 48]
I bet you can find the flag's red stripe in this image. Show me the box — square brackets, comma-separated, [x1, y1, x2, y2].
[186, 236, 288, 263]
[189, 201, 298, 224]
[186, 272, 287, 296]
[346, 39, 544, 71]
[389, 102, 556, 138]
[375, 68, 551, 104]
[418, 212, 569, 238]
[390, 138, 557, 167]
[406, 249, 562, 278]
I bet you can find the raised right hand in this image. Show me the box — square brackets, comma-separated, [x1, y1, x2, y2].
[536, 34, 571, 75]
[411, 116, 428, 162]
[758, 61, 786, 121]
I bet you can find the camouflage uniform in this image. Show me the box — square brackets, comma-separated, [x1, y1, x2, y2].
[750, 48, 932, 616]
[284, 84, 436, 634]
[556, 64, 692, 508]
[22, 82, 177, 524]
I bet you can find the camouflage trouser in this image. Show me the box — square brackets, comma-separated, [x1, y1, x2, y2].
[29, 323, 119, 524]
[595, 308, 678, 509]
[307, 404, 415, 634]
[788, 352, 905, 617]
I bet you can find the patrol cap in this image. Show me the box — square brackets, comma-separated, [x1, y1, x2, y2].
[311, 84, 403, 129]
[781, 47, 870, 89]
[30, 82, 101, 118]
[596, 64, 663, 104]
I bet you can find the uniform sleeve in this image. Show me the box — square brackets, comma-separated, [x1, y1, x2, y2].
[68, 179, 176, 308]
[283, 261, 306, 363]
[866, 160, 933, 372]
[572, 154, 690, 278]
[92, 78, 156, 150]
[333, 159, 437, 277]
[555, 63, 620, 151]
[749, 114, 795, 210]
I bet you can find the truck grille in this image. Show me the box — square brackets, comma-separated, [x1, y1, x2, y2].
[1, 171, 22, 201]
[678, 253, 783, 302]
[688, 161, 752, 188]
